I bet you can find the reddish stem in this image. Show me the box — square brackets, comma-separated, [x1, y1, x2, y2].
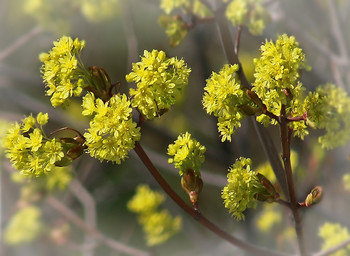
[133, 142, 292, 256]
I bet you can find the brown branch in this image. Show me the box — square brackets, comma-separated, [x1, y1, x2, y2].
[46, 196, 150, 256]
[280, 107, 306, 256]
[133, 142, 293, 256]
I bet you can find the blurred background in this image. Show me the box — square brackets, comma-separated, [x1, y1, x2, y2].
[0, 0, 350, 255]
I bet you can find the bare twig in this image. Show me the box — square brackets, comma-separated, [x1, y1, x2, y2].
[69, 179, 97, 256]
[0, 26, 41, 61]
[46, 196, 150, 256]
[312, 237, 350, 256]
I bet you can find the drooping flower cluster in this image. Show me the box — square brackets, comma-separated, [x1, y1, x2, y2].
[167, 132, 206, 176]
[4, 113, 65, 177]
[158, 15, 188, 47]
[127, 184, 182, 246]
[40, 36, 89, 107]
[318, 222, 350, 256]
[4, 206, 43, 245]
[253, 34, 309, 128]
[202, 64, 253, 142]
[304, 84, 350, 149]
[82, 93, 141, 163]
[225, 0, 268, 35]
[222, 157, 263, 220]
[126, 50, 191, 119]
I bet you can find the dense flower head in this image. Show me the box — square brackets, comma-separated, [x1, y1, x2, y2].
[160, 0, 211, 17]
[203, 64, 254, 141]
[127, 184, 182, 246]
[4, 113, 65, 177]
[253, 34, 309, 126]
[127, 184, 165, 214]
[222, 157, 262, 220]
[226, 0, 268, 35]
[81, 0, 120, 23]
[126, 50, 191, 119]
[4, 206, 43, 245]
[82, 93, 141, 163]
[158, 15, 188, 47]
[40, 36, 89, 107]
[304, 84, 350, 149]
[318, 222, 350, 256]
[256, 204, 282, 233]
[167, 132, 206, 176]
[139, 209, 182, 246]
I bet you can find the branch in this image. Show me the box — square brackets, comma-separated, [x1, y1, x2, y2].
[312, 237, 350, 256]
[211, 1, 289, 199]
[280, 110, 306, 256]
[0, 26, 41, 61]
[69, 179, 97, 256]
[46, 196, 150, 256]
[133, 142, 293, 256]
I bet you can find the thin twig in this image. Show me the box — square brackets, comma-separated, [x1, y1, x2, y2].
[46, 196, 150, 256]
[69, 179, 97, 256]
[133, 142, 293, 256]
[312, 237, 350, 256]
[0, 26, 41, 61]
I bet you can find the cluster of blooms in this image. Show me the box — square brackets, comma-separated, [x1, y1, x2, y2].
[202, 64, 253, 142]
[127, 184, 182, 246]
[4, 206, 43, 245]
[40, 36, 89, 107]
[304, 84, 350, 149]
[253, 34, 309, 131]
[343, 174, 350, 191]
[221, 157, 267, 220]
[82, 93, 141, 163]
[167, 132, 206, 176]
[160, 0, 211, 17]
[4, 113, 65, 177]
[23, 0, 120, 33]
[256, 204, 282, 233]
[225, 0, 268, 35]
[318, 222, 350, 256]
[126, 50, 191, 119]
[159, 0, 211, 46]
[80, 0, 120, 23]
[158, 15, 188, 47]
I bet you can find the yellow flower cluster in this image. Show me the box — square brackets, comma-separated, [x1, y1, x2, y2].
[4, 113, 64, 177]
[40, 36, 88, 107]
[167, 132, 206, 176]
[253, 34, 309, 127]
[304, 84, 350, 149]
[318, 222, 350, 256]
[127, 184, 182, 246]
[226, 0, 268, 35]
[202, 64, 253, 141]
[82, 93, 141, 163]
[126, 50, 191, 119]
[222, 157, 261, 220]
[4, 206, 43, 245]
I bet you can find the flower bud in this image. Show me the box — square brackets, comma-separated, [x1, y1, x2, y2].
[305, 186, 323, 207]
[90, 66, 112, 100]
[181, 169, 203, 204]
[254, 173, 279, 203]
[55, 137, 86, 167]
[246, 89, 264, 107]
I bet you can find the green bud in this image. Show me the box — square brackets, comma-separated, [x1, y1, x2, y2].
[305, 186, 323, 207]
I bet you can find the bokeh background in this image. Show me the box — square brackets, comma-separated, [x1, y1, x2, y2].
[1, 0, 350, 255]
